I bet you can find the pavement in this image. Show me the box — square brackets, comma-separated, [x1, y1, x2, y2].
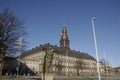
[22, 76, 41, 80]
[22, 75, 120, 80]
[1, 75, 120, 80]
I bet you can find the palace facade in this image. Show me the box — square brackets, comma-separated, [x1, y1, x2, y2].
[19, 26, 113, 76]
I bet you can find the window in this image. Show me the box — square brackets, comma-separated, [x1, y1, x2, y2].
[53, 67, 55, 71]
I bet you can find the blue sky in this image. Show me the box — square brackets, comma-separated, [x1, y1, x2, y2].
[0, 0, 120, 67]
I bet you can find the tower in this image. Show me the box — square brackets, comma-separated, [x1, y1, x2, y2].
[60, 25, 70, 49]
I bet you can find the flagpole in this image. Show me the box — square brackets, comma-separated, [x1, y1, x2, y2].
[91, 17, 101, 80]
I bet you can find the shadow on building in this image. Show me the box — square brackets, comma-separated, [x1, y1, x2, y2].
[2, 57, 35, 76]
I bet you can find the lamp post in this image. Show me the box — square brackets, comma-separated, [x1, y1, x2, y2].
[14, 37, 22, 77]
[42, 47, 54, 80]
[65, 48, 68, 79]
[0, 42, 7, 75]
[91, 17, 101, 80]
[42, 52, 46, 80]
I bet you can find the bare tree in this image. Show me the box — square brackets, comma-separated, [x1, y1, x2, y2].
[74, 59, 84, 76]
[100, 58, 111, 75]
[0, 9, 26, 56]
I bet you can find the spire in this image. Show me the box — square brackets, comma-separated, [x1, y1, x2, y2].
[60, 25, 70, 49]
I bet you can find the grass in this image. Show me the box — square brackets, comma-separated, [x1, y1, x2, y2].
[0, 77, 24, 80]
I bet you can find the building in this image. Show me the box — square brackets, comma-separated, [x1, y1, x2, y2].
[113, 67, 120, 75]
[19, 25, 112, 76]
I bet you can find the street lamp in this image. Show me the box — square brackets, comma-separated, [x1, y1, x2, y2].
[42, 52, 46, 80]
[0, 42, 8, 75]
[91, 17, 101, 80]
[42, 47, 54, 80]
[14, 37, 22, 77]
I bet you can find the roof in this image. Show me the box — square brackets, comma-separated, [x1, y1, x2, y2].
[20, 43, 96, 61]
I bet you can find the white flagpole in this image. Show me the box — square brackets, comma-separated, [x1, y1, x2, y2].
[91, 17, 101, 80]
